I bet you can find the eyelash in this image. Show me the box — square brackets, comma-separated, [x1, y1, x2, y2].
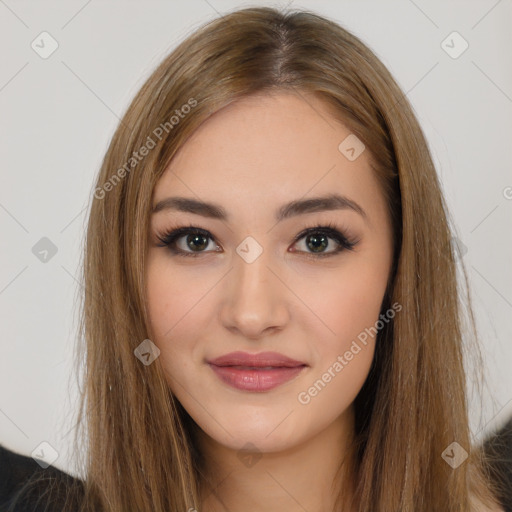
[154, 222, 359, 259]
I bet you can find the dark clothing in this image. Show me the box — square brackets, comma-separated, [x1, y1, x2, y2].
[483, 417, 512, 512]
[0, 444, 84, 511]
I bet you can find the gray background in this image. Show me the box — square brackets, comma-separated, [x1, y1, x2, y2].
[1, 0, 511, 477]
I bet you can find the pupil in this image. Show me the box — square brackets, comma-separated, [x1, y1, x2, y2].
[307, 233, 328, 252]
[187, 234, 208, 251]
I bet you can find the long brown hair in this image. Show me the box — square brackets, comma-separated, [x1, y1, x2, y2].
[21, 6, 502, 511]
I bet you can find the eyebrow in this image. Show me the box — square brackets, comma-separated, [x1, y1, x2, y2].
[152, 193, 367, 223]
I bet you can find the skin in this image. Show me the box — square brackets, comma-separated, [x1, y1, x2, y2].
[145, 91, 394, 512]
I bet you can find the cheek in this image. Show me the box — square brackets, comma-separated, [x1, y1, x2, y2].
[290, 255, 390, 355]
[146, 258, 214, 340]
[293, 264, 386, 414]
[145, 257, 220, 386]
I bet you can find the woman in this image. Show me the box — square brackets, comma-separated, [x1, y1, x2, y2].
[4, 6, 506, 511]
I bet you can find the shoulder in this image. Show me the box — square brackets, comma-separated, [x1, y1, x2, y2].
[0, 443, 84, 511]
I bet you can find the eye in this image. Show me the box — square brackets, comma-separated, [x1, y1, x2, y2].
[154, 222, 358, 258]
[290, 222, 358, 258]
[155, 225, 220, 257]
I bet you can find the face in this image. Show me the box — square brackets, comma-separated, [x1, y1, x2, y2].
[145, 92, 394, 454]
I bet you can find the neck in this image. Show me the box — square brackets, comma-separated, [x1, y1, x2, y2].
[195, 406, 357, 512]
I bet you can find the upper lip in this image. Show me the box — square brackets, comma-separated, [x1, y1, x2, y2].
[208, 351, 307, 368]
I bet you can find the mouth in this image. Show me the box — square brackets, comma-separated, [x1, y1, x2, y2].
[207, 351, 308, 392]
[224, 365, 298, 370]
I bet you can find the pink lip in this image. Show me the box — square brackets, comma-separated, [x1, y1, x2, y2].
[207, 351, 307, 392]
[208, 351, 306, 367]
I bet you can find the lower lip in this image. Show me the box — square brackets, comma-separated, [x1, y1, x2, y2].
[209, 364, 306, 392]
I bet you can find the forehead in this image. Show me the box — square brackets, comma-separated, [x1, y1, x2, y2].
[153, 92, 382, 222]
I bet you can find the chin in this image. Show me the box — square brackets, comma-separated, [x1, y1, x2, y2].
[195, 410, 303, 453]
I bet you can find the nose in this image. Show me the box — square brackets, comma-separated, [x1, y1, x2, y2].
[219, 248, 290, 340]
